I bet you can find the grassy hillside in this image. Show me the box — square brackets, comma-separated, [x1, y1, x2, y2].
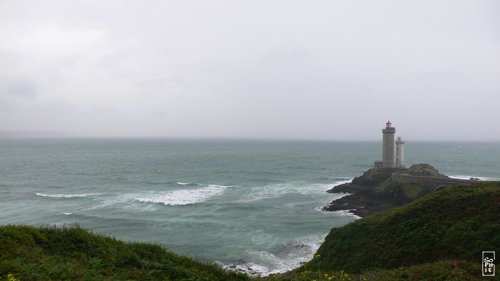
[309, 182, 500, 273]
[0, 225, 249, 281]
[261, 260, 483, 281]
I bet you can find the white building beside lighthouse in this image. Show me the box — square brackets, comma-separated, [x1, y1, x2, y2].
[375, 121, 406, 169]
[395, 136, 406, 168]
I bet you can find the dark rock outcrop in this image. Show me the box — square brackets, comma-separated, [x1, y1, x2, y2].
[323, 164, 462, 217]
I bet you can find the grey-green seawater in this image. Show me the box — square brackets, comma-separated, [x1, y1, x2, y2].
[1, 139, 499, 275]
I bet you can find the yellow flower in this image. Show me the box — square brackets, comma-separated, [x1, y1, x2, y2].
[7, 274, 19, 281]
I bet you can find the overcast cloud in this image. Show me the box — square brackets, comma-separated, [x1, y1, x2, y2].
[1, 0, 499, 140]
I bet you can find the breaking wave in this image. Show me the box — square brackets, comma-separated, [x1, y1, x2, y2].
[329, 209, 361, 219]
[237, 179, 352, 203]
[35, 192, 98, 198]
[449, 175, 497, 181]
[176, 181, 199, 186]
[136, 185, 230, 206]
[223, 234, 325, 276]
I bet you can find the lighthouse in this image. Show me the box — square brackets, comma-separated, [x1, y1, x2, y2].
[382, 121, 396, 168]
[374, 121, 406, 169]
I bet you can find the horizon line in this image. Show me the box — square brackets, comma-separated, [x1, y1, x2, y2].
[1, 136, 499, 143]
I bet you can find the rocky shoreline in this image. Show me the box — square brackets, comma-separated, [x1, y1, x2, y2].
[322, 164, 455, 217]
[322, 187, 396, 217]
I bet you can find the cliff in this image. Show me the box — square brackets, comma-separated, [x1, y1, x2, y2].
[271, 182, 500, 281]
[322, 164, 471, 217]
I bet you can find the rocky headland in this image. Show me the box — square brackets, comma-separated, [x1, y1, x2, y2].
[323, 163, 476, 217]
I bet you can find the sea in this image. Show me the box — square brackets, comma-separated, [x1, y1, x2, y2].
[1, 139, 499, 275]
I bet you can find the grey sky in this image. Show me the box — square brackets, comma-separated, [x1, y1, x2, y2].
[1, 0, 499, 140]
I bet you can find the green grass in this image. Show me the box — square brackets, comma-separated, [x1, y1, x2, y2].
[305, 182, 500, 273]
[0, 225, 249, 281]
[360, 260, 483, 281]
[261, 260, 482, 281]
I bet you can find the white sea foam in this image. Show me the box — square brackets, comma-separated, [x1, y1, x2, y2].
[223, 262, 270, 277]
[314, 192, 353, 214]
[237, 179, 352, 203]
[330, 209, 361, 219]
[326, 179, 352, 190]
[223, 234, 325, 276]
[63, 212, 73, 216]
[35, 192, 98, 198]
[177, 181, 191, 185]
[449, 175, 495, 181]
[136, 185, 230, 206]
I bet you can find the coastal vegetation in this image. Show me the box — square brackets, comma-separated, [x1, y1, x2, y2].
[261, 260, 482, 281]
[0, 225, 249, 281]
[1, 182, 498, 280]
[275, 181, 499, 280]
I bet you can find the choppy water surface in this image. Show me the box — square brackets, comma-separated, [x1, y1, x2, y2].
[1, 139, 498, 275]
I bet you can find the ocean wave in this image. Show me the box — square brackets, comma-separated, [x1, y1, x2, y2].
[449, 175, 496, 181]
[176, 181, 200, 187]
[328, 179, 352, 188]
[63, 212, 73, 216]
[237, 179, 352, 203]
[35, 192, 98, 198]
[314, 192, 353, 214]
[223, 234, 325, 276]
[330, 209, 361, 219]
[136, 185, 230, 206]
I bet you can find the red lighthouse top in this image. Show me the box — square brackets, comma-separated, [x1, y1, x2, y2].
[386, 120, 393, 128]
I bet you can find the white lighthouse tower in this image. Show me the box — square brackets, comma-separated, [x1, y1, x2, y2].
[395, 136, 405, 168]
[382, 121, 396, 168]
